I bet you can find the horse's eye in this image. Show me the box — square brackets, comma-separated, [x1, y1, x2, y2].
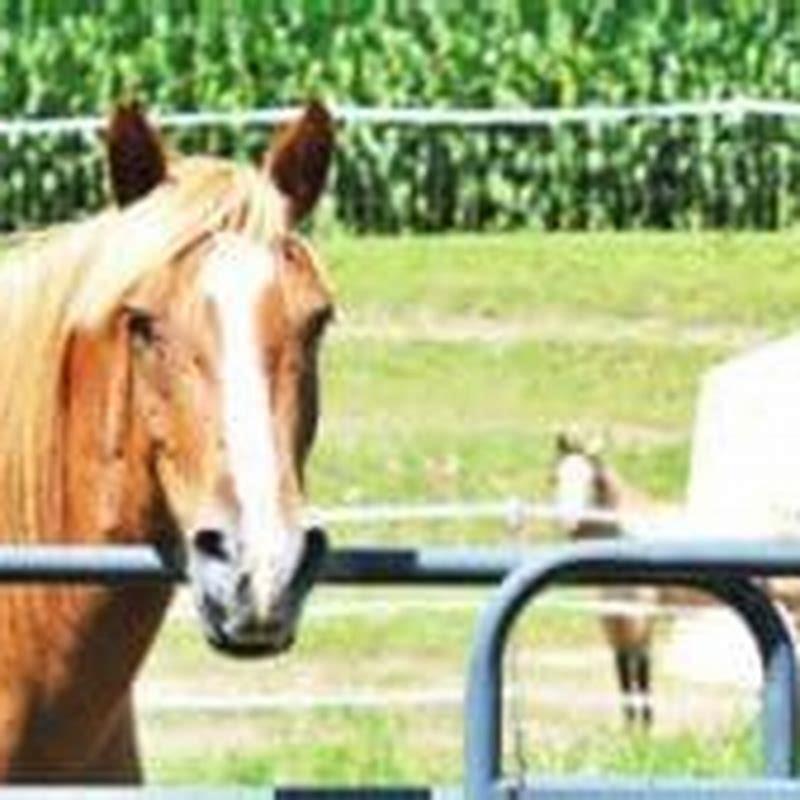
[126, 308, 157, 347]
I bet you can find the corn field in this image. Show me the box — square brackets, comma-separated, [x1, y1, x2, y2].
[0, 1, 798, 231]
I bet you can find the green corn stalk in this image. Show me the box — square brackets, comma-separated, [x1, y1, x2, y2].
[0, 2, 795, 231]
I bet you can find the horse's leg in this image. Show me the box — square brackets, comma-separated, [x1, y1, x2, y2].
[84, 695, 142, 784]
[635, 648, 653, 728]
[614, 648, 635, 725]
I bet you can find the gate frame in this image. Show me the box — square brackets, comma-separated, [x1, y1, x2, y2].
[0, 541, 798, 797]
[465, 539, 800, 799]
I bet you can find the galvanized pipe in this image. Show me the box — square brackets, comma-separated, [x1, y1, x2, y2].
[701, 577, 798, 777]
[464, 540, 800, 799]
[1, 540, 800, 584]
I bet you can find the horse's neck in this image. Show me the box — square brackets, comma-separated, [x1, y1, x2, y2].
[0, 355, 179, 735]
[0, 578, 172, 777]
[0, 485, 175, 773]
[601, 465, 654, 512]
[572, 462, 625, 540]
[57, 375, 176, 664]
[596, 464, 622, 510]
[17, 481, 175, 695]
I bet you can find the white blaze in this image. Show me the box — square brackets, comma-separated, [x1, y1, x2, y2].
[554, 453, 596, 529]
[201, 233, 299, 618]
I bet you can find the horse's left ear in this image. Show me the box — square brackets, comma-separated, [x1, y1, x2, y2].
[106, 102, 167, 207]
[265, 101, 334, 224]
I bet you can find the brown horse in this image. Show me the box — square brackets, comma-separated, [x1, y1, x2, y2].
[0, 101, 335, 782]
[551, 431, 656, 728]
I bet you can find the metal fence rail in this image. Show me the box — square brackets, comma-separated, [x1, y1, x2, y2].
[310, 497, 680, 536]
[1, 97, 797, 137]
[3, 96, 800, 232]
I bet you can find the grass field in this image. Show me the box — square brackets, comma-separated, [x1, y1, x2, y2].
[312, 230, 798, 528]
[139, 230, 799, 786]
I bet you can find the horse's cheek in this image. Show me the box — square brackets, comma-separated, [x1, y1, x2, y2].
[154, 452, 199, 533]
[151, 382, 217, 528]
[182, 369, 222, 489]
[130, 373, 174, 481]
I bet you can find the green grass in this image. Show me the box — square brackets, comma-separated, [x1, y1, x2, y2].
[143, 594, 764, 786]
[142, 230, 798, 785]
[309, 231, 773, 520]
[146, 596, 599, 682]
[145, 710, 420, 786]
[325, 230, 800, 330]
[530, 723, 759, 778]
[144, 715, 759, 786]
[322, 339, 723, 430]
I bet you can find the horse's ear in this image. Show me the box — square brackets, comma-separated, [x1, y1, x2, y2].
[585, 433, 606, 459]
[106, 102, 167, 207]
[265, 101, 334, 224]
[555, 431, 572, 455]
[556, 429, 582, 455]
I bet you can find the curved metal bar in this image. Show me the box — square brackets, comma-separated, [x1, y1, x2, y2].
[464, 544, 800, 799]
[707, 576, 798, 776]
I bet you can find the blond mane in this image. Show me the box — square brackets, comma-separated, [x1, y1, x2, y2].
[0, 157, 284, 542]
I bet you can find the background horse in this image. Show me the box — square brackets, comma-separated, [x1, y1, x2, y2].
[552, 431, 657, 727]
[0, 100, 334, 782]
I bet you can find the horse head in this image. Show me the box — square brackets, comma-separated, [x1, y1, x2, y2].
[64, 102, 336, 656]
[552, 430, 611, 536]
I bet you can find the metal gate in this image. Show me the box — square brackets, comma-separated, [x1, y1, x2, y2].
[1, 539, 800, 798]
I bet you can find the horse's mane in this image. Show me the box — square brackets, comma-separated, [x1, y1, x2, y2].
[0, 156, 283, 542]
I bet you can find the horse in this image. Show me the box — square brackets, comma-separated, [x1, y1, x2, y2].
[0, 100, 335, 782]
[551, 431, 657, 727]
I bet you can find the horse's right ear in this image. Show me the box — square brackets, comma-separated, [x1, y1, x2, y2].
[585, 433, 606, 459]
[556, 430, 578, 455]
[106, 102, 167, 207]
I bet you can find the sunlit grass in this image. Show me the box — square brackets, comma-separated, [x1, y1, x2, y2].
[324, 230, 800, 330]
[143, 711, 759, 786]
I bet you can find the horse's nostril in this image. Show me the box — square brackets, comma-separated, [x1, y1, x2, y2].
[194, 528, 229, 561]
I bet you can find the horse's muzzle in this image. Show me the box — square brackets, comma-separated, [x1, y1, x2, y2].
[188, 525, 329, 658]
